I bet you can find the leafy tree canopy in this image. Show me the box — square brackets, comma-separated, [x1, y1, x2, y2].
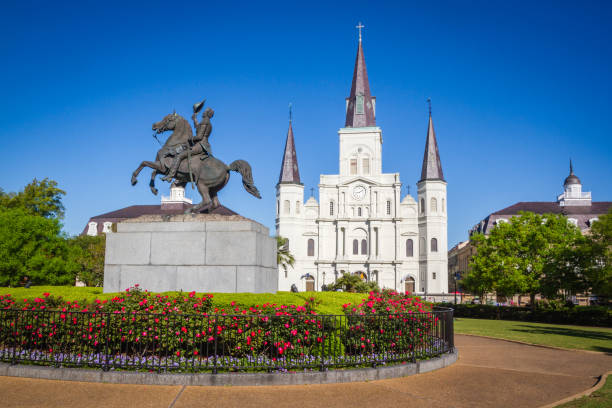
[0, 178, 66, 219]
[583, 207, 612, 297]
[327, 272, 380, 293]
[69, 235, 106, 287]
[465, 211, 584, 304]
[276, 236, 295, 273]
[0, 208, 79, 286]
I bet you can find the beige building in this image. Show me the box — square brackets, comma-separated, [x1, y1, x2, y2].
[449, 162, 611, 304]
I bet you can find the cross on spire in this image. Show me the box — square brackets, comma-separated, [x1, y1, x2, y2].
[356, 21, 364, 42]
[310, 187, 314, 197]
[427, 97, 432, 116]
[289, 102, 293, 123]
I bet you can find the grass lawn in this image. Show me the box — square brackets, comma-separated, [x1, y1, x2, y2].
[556, 375, 612, 408]
[0, 286, 369, 315]
[454, 318, 612, 353]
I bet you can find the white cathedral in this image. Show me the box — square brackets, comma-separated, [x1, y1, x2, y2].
[276, 34, 448, 296]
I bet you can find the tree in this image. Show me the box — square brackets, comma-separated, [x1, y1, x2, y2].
[327, 272, 380, 293]
[466, 212, 584, 308]
[0, 208, 79, 286]
[582, 207, 612, 298]
[0, 178, 66, 219]
[276, 236, 295, 274]
[69, 235, 106, 287]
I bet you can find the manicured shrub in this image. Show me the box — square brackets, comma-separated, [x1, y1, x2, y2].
[341, 290, 438, 358]
[440, 303, 612, 327]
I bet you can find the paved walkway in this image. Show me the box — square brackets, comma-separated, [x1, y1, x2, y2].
[1, 335, 611, 408]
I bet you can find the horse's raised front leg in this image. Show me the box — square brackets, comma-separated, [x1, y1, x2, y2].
[149, 170, 158, 195]
[131, 161, 163, 186]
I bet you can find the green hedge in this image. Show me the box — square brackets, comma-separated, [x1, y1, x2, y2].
[439, 303, 612, 327]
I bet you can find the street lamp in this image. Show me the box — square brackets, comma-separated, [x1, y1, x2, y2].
[454, 272, 461, 305]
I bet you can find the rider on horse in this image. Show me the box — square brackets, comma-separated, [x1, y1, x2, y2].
[162, 102, 214, 182]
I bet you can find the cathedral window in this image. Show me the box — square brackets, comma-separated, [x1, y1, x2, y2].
[386, 200, 391, 215]
[431, 198, 437, 212]
[442, 198, 445, 213]
[276, 200, 279, 216]
[433, 272, 437, 280]
[361, 239, 367, 255]
[296, 201, 301, 214]
[406, 239, 413, 257]
[420, 199, 425, 214]
[307, 239, 315, 256]
[362, 158, 370, 175]
[102, 222, 113, 233]
[350, 159, 358, 175]
[283, 200, 290, 214]
[374, 227, 379, 256]
[356, 93, 365, 114]
[357, 207, 362, 217]
[329, 201, 334, 216]
[352, 239, 359, 255]
[431, 238, 438, 252]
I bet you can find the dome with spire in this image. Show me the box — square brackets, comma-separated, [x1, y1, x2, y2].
[564, 160, 581, 186]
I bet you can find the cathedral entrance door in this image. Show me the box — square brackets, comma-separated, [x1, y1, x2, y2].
[305, 277, 315, 292]
[405, 277, 415, 294]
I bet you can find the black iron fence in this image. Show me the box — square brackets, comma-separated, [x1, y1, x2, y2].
[0, 308, 453, 373]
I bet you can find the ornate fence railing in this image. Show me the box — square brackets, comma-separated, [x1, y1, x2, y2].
[0, 308, 453, 373]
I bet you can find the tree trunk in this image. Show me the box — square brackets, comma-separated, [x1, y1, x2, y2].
[530, 293, 536, 312]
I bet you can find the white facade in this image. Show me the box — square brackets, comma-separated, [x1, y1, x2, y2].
[276, 115, 448, 295]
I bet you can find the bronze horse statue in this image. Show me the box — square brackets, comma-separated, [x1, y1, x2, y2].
[130, 111, 261, 213]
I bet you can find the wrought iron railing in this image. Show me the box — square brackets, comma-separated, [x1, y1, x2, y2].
[0, 308, 453, 373]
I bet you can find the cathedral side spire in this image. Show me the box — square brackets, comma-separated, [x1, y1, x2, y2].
[345, 23, 376, 128]
[420, 102, 445, 182]
[278, 107, 301, 185]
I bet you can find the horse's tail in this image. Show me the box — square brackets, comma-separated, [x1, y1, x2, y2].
[229, 160, 261, 199]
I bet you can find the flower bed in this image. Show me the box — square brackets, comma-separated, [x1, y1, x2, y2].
[0, 288, 454, 372]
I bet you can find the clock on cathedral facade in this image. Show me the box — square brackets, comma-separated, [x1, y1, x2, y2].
[275, 33, 448, 297]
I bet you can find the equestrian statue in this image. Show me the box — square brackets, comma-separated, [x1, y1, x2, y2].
[130, 100, 261, 213]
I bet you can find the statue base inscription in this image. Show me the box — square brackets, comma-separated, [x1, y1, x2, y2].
[103, 214, 277, 293]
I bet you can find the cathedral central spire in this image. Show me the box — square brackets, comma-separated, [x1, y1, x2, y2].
[345, 23, 376, 128]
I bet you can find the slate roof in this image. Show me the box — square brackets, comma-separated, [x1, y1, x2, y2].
[345, 39, 376, 128]
[278, 121, 301, 185]
[82, 204, 237, 235]
[470, 201, 611, 235]
[419, 113, 445, 182]
[492, 201, 611, 216]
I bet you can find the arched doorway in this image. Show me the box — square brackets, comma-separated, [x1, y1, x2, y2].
[405, 277, 415, 294]
[371, 270, 379, 283]
[354, 271, 367, 281]
[305, 276, 315, 292]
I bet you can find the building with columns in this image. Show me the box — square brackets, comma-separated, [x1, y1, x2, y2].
[276, 34, 449, 296]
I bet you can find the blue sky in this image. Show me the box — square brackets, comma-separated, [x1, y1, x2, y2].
[1, 0, 610, 248]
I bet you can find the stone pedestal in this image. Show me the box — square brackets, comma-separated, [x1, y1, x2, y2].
[103, 214, 277, 293]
